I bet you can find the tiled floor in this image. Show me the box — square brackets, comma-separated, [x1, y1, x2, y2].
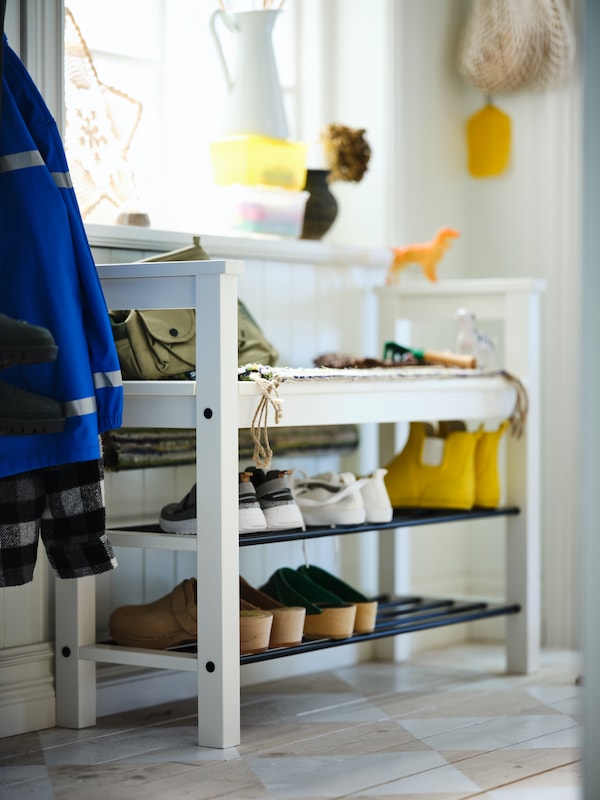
[0, 644, 582, 799]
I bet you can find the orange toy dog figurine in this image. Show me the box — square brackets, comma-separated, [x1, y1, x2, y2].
[386, 228, 460, 284]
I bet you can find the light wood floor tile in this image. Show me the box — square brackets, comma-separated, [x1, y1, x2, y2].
[438, 748, 580, 788]
[0, 644, 583, 800]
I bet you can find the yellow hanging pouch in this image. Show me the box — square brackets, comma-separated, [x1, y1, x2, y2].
[466, 101, 511, 178]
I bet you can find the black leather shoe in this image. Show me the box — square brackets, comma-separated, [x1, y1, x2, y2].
[0, 313, 58, 367]
[0, 381, 65, 435]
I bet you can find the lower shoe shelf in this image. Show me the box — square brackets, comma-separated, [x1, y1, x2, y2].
[93, 507, 521, 671]
[239, 594, 521, 664]
[82, 594, 520, 670]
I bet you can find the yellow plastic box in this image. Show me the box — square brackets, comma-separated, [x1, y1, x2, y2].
[210, 135, 307, 191]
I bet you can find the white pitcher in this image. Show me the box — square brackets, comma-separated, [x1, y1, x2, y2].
[210, 9, 289, 140]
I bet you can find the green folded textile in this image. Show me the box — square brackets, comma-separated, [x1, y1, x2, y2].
[102, 425, 359, 471]
[102, 428, 196, 471]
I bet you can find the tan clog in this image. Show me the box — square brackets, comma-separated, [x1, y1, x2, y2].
[109, 578, 198, 649]
[260, 567, 357, 640]
[240, 576, 306, 648]
[240, 599, 273, 655]
[296, 564, 378, 634]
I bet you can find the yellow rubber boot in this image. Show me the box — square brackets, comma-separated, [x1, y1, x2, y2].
[384, 422, 481, 510]
[474, 420, 509, 508]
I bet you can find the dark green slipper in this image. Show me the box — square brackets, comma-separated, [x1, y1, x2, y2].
[0, 381, 65, 436]
[0, 313, 58, 367]
[297, 564, 378, 634]
[260, 567, 356, 640]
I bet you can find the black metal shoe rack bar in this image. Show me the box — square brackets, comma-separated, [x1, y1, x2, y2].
[118, 506, 520, 543]
[238, 505, 520, 546]
[164, 593, 521, 664]
[240, 594, 521, 664]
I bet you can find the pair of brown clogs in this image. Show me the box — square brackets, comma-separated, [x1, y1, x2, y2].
[108, 576, 306, 655]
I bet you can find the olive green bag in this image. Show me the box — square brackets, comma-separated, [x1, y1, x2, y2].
[109, 238, 279, 379]
[109, 308, 196, 380]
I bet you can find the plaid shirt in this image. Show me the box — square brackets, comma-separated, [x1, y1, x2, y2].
[0, 459, 116, 586]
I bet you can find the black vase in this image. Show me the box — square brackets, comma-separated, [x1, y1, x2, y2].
[300, 169, 338, 240]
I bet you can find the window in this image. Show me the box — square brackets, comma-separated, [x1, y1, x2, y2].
[64, 0, 299, 232]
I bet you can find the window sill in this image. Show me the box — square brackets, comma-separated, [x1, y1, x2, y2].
[85, 223, 392, 269]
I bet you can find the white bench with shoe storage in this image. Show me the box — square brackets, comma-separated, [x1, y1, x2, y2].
[54, 257, 543, 749]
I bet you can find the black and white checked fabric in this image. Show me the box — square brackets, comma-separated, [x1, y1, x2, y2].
[0, 459, 117, 586]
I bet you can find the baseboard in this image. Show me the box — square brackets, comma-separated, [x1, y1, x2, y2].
[0, 642, 56, 738]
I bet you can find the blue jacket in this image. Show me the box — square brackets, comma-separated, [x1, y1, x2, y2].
[0, 37, 123, 478]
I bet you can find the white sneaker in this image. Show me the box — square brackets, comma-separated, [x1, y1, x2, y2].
[239, 472, 267, 533]
[245, 467, 305, 532]
[293, 472, 367, 527]
[360, 468, 393, 523]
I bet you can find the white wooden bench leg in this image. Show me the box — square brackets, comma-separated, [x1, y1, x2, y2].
[193, 271, 240, 748]
[505, 425, 541, 674]
[376, 527, 413, 662]
[504, 291, 541, 674]
[55, 575, 97, 728]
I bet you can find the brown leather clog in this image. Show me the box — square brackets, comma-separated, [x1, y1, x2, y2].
[109, 578, 198, 649]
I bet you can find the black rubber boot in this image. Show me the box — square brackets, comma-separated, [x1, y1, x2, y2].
[0, 381, 65, 435]
[0, 313, 58, 367]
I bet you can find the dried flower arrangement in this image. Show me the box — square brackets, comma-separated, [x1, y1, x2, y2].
[321, 123, 371, 183]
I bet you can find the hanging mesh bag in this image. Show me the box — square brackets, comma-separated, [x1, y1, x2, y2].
[458, 0, 575, 94]
[531, 0, 576, 89]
